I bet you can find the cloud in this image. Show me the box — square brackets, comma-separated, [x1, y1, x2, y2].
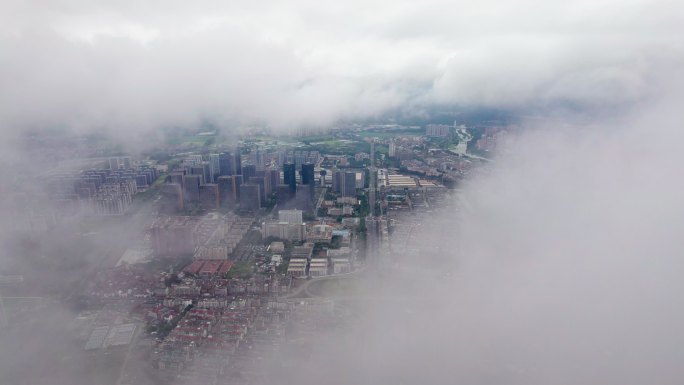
[0, 1, 683, 384]
[258, 86, 684, 385]
[0, 0, 682, 139]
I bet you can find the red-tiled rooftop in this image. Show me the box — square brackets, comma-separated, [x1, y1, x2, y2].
[218, 260, 234, 274]
[183, 260, 205, 275]
[200, 260, 223, 274]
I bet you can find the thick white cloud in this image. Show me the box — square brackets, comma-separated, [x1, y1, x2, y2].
[257, 84, 684, 385]
[0, 0, 682, 136]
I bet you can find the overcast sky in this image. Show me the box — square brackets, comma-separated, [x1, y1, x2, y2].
[1, 0, 682, 137]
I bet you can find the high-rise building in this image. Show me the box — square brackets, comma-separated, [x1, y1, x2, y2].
[182, 174, 201, 205]
[187, 162, 209, 184]
[356, 171, 365, 188]
[261, 172, 272, 196]
[209, 154, 220, 183]
[294, 151, 305, 170]
[248, 176, 266, 204]
[250, 148, 266, 170]
[159, 183, 183, 213]
[301, 163, 315, 186]
[233, 175, 243, 200]
[199, 184, 219, 210]
[217, 176, 236, 207]
[168, 172, 184, 185]
[343, 172, 357, 197]
[93, 183, 134, 215]
[266, 169, 280, 193]
[239, 184, 261, 211]
[109, 157, 120, 170]
[242, 164, 256, 180]
[136, 174, 148, 189]
[283, 163, 296, 192]
[219, 153, 234, 176]
[277, 150, 286, 167]
[276, 184, 294, 207]
[121, 156, 132, 169]
[188, 154, 203, 165]
[234, 146, 242, 176]
[218, 151, 241, 176]
[294, 184, 314, 212]
[332, 171, 343, 194]
[190, 166, 206, 185]
[332, 170, 358, 197]
[136, 166, 157, 188]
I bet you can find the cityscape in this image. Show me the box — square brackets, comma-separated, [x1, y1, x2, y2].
[1, 120, 500, 385]
[1, 1, 683, 385]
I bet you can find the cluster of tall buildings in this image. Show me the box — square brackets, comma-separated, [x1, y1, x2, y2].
[162, 150, 243, 212]
[277, 162, 315, 211]
[161, 149, 317, 213]
[46, 159, 158, 215]
[248, 147, 267, 170]
[331, 170, 360, 197]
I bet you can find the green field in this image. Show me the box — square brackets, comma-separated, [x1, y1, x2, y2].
[355, 128, 423, 138]
[301, 140, 370, 155]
